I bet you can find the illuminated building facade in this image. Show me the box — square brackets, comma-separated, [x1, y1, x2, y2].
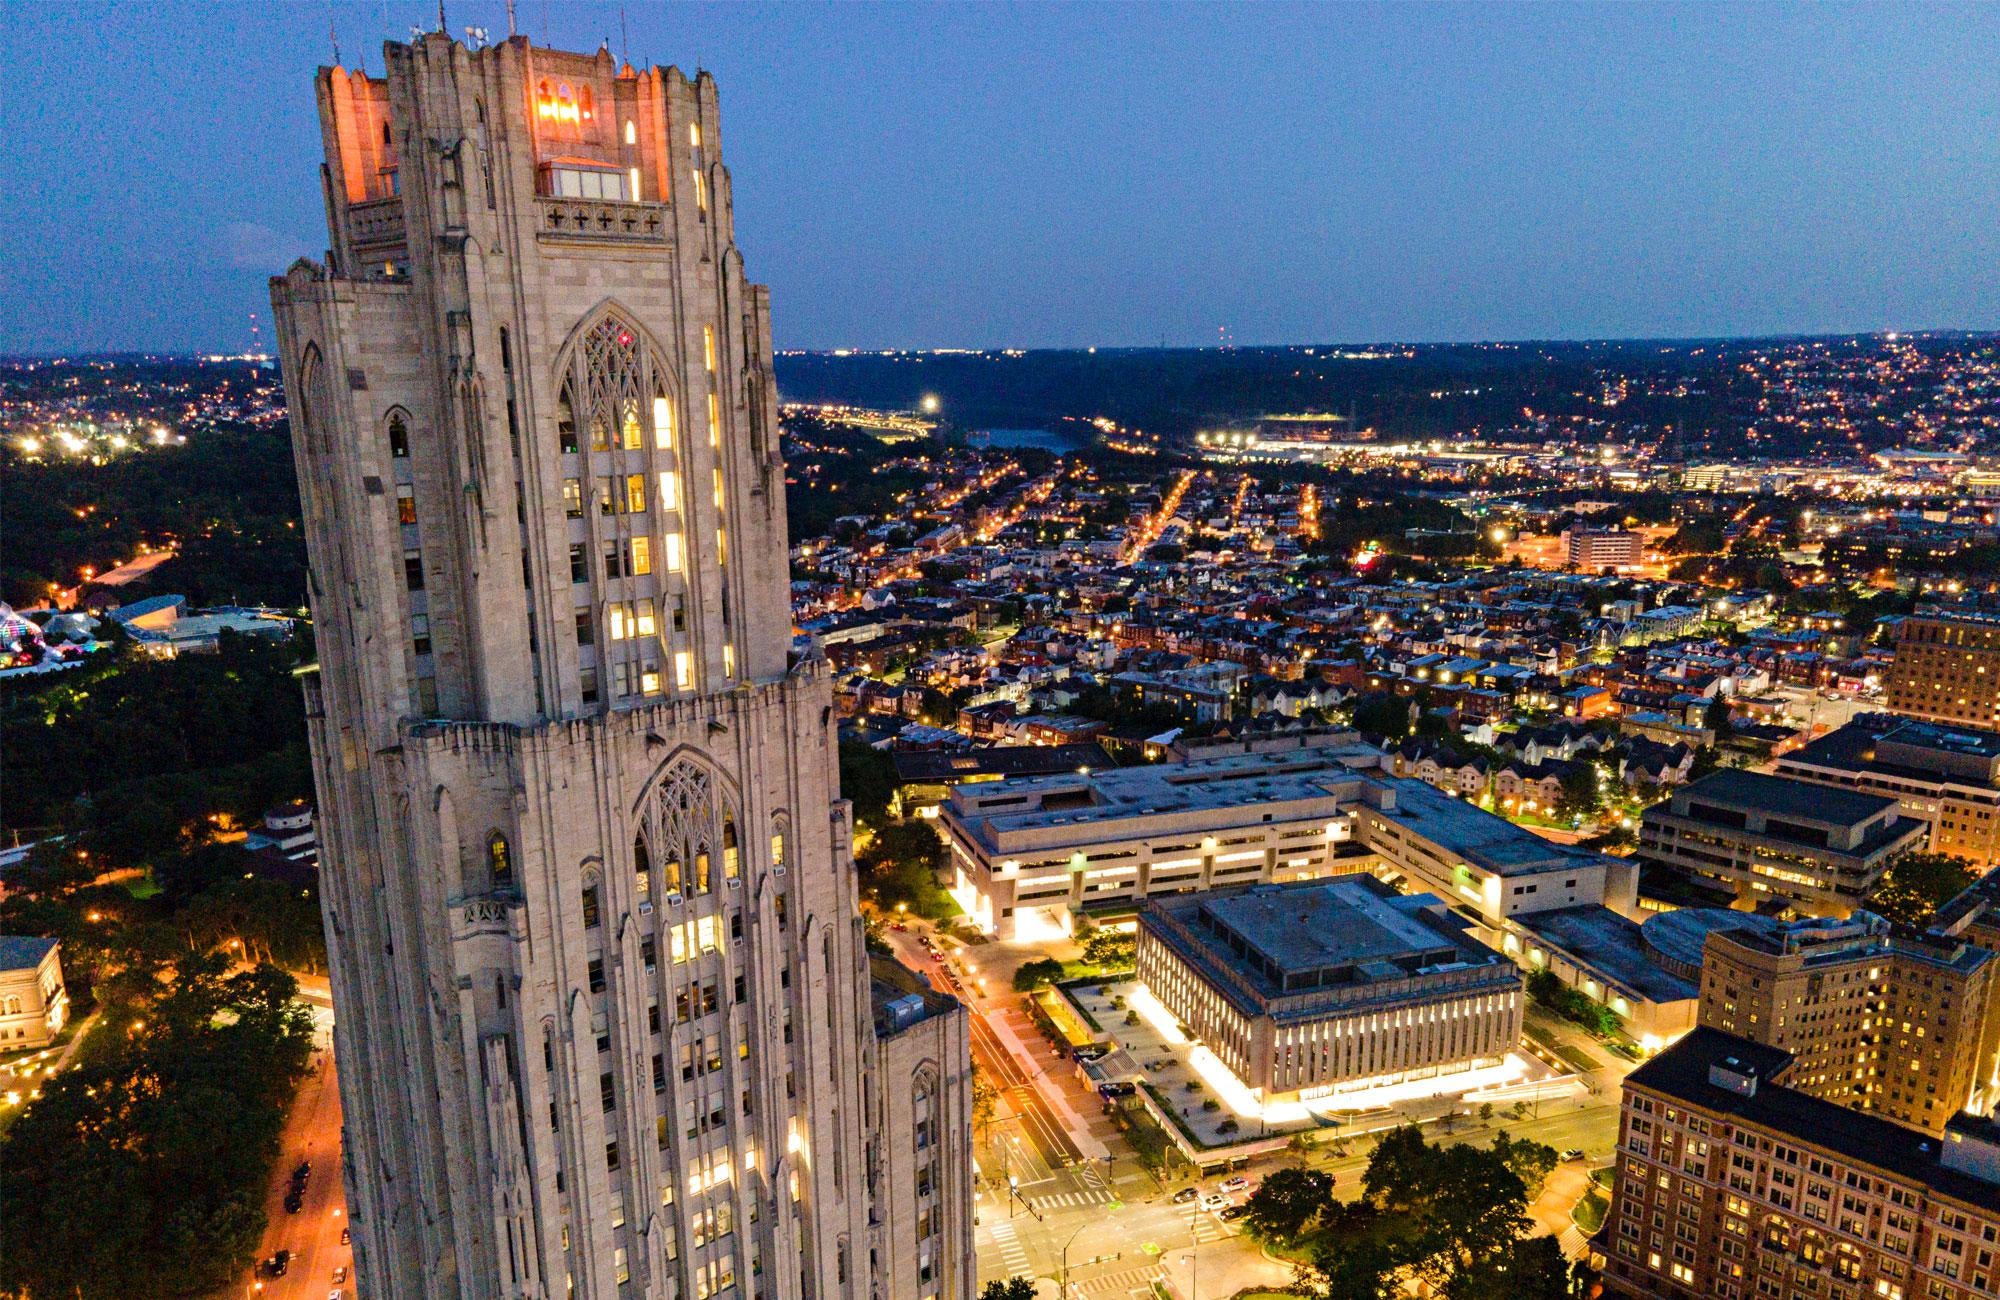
[1134, 878, 1521, 1102]
[271, 34, 969, 1300]
[1887, 611, 2000, 730]
[1698, 912, 2000, 1135]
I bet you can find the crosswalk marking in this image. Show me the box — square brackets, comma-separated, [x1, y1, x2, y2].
[1073, 1264, 1161, 1296]
[986, 1219, 1033, 1277]
[1035, 1186, 1118, 1210]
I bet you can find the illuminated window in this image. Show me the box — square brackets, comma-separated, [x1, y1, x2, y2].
[396, 485, 417, 526]
[635, 599, 657, 637]
[628, 167, 642, 201]
[545, 164, 630, 201]
[675, 651, 693, 690]
[562, 477, 583, 517]
[620, 399, 643, 450]
[689, 121, 701, 148]
[659, 470, 681, 513]
[712, 467, 725, 509]
[625, 473, 647, 514]
[608, 601, 634, 640]
[663, 532, 684, 573]
[692, 169, 707, 212]
[703, 326, 716, 372]
[707, 392, 721, 447]
[717, 528, 728, 565]
[642, 668, 661, 695]
[630, 537, 652, 576]
[624, 119, 636, 146]
[652, 396, 675, 449]
[723, 643, 736, 679]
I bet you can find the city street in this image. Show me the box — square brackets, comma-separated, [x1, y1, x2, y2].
[237, 981, 352, 1300]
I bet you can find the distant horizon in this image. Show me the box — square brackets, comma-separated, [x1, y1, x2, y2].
[6, 323, 1996, 365]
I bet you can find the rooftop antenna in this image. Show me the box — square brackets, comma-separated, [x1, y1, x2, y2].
[437, 0, 447, 34]
[620, 5, 629, 63]
[329, 9, 341, 65]
[506, 0, 516, 36]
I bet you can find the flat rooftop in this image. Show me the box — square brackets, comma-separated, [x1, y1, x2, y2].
[1369, 777, 1613, 879]
[1631, 1028, 2000, 1214]
[1678, 769, 1898, 827]
[946, 745, 1381, 850]
[891, 743, 1113, 783]
[1784, 714, 2000, 783]
[1144, 876, 1502, 1003]
[1516, 906, 1698, 1005]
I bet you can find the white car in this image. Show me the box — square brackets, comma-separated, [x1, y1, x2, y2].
[1201, 1193, 1229, 1212]
[1220, 1175, 1249, 1193]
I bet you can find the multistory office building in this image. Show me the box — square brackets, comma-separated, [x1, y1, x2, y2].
[1697, 912, 2000, 1134]
[1887, 610, 2000, 729]
[1780, 715, 2000, 869]
[1603, 1029, 2000, 1300]
[271, 34, 970, 1300]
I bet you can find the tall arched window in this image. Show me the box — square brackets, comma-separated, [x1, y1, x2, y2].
[633, 835, 652, 901]
[633, 758, 736, 906]
[387, 412, 410, 458]
[488, 832, 514, 892]
[722, 817, 740, 884]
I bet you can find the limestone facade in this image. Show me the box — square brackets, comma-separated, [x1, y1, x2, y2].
[271, 33, 969, 1300]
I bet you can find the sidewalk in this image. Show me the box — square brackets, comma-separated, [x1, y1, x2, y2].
[986, 1002, 1112, 1160]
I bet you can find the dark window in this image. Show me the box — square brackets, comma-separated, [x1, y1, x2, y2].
[404, 552, 425, 591]
[600, 1071, 616, 1112]
[388, 414, 410, 458]
[587, 958, 605, 993]
[575, 609, 595, 647]
[582, 885, 601, 928]
[570, 544, 588, 583]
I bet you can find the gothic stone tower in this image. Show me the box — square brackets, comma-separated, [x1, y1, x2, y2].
[270, 34, 970, 1300]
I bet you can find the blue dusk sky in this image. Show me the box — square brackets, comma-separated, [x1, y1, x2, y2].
[2, 1, 1996, 354]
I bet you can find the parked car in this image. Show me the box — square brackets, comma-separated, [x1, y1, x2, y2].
[341, 1226, 352, 1245]
[1561, 1148, 1585, 1162]
[332, 1265, 348, 1284]
[293, 1159, 312, 1182]
[267, 1250, 291, 1277]
[284, 1191, 305, 1214]
[1220, 1175, 1249, 1193]
[1219, 1205, 1249, 1222]
[1201, 1193, 1228, 1212]
[1171, 1187, 1198, 1204]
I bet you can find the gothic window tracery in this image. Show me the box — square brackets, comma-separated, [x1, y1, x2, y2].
[635, 759, 737, 904]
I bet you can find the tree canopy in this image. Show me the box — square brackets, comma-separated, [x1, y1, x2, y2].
[0, 954, 316, 1300]
[1869, 852, 1977, 930]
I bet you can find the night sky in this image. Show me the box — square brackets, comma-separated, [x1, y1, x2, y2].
[4, 2, 1996, 355]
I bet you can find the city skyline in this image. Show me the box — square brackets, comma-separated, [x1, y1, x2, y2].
[5, 2, 1998, 355]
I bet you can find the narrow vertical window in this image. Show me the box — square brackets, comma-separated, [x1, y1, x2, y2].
[707, 392, 721, 448]
[663, 532, 684, 573]
[674, 651, 693, 691]
[659, 470, 681, 513]
[653, 396, 675, 449]
[625, 473, 647, 514]
[388, 414, 410, 458]
[703, 326, 716, 373]
[489, 833, 514, 891]
[712, 467, 725, 510]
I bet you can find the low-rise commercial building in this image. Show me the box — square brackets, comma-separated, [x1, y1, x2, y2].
[1354, 776, 1639, 928]
[1637, 769, 1927, 915]
[1779, 714, 2000, 868]
[0, 937, 66, 1049]
[940, 745, 1381, 939]
[1135, 877, 1521, 1103]
[1603, 1027, 2000, 1300]
[1695, 911, 2000, 1134]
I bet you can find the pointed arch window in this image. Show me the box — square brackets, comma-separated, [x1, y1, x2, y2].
[388, 412, 410, 458]
[489, 832, 515, 892]
[634, 835, 652, 901]
[722, 818, 740, 884]
[557, 382, 578, 454]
